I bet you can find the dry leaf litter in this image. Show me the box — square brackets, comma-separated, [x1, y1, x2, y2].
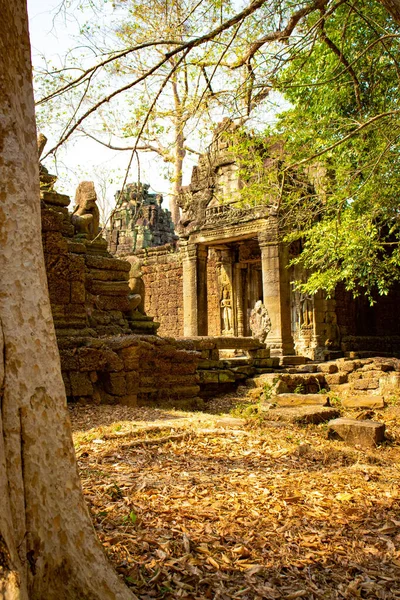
[70, 396, 400, 600]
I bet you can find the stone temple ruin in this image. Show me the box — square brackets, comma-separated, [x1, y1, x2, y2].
[109, 124, 400, 363]
[38, 128, 400, 416]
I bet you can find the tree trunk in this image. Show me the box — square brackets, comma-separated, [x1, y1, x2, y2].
[380, 0, 400, 25]
[0, 3, 134, 599]
[170, 80, 185, 227]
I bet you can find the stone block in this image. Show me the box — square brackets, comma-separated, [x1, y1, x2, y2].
[41, 190, 70, 207]
[87, 268, 129, 282]
[325, 373, 348, 385]
[85, 255, 131, 272]
[87, 280, 130, 296]
[119, 346, 140, 370]
[254, 358, 276, 368]
[341, 395, 385, 409]
[67, 241, 87, 254]
[267, 406, 340, 424]
[70, 372, 94, 396]
[70, 281, 86, 304]
[41, 208, 64, 232]
[43, 231, 68, 254]
[281, 356, 306, 366]
[125, 371, 139, 392]
[337, 360, 360, 373]
[95, 295, 130, 312]
[273, 393, 330, 407]
[102, 373, 127, 396]
[352, 379, 380, 391]
[169, 385, 201, 398]
[60, 350, 79, 370]
[48, 280, 70, 304]
[317, 362, 339, 374]
[219, 370, 235, 383]
[253, 349, 271, 359]
[119, 394, 138, 407]
[199, 371, 219, 384]
[327, 418, 385, 448]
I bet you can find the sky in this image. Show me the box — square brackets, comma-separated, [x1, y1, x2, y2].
[27, 0, 177, 215]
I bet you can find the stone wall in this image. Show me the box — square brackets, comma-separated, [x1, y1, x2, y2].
[59, 335, 202, 408]
[136, 245, 184, 337]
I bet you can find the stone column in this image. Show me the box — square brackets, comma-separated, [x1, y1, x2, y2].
[259, 219, 295, 355]
[234, 263, 244, 336]
[182, 242, 199, 336]
[197, 245, 208, 335]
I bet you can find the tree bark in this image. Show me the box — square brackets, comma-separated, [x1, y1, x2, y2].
[379, 0, 400, 25]
[0, 2, 134, 599]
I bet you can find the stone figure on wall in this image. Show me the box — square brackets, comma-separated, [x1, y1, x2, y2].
[71, 181, 100, 240]
[299, 293, 313, 329]
[250, 300, 271, 343]
[221, 287, 233, 335]
[125, 256, 145, 315]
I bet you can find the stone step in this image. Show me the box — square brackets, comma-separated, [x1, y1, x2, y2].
[263, 405, 340, 425]
[273, 393, 330, 407]
[341, 395, 385, 409]
[280, 355, 307, 366]
[327, 417, 385, 448]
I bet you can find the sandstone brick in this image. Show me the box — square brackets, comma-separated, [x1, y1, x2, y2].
[102, 373, 127, 396]
[341, 395, 385, 409]
[85, 255, 131, 271]
[352, 379, 380, 390]
[70, 372, 94, 396]
[273, 393, 330, 407]
[60, 350, 78, 370]
[125, 371, 139, 392]
[119, 394, 138, 407]
[317, 362, 339, 374]
[328, 418, 385, 448]
[325, 373, 348, 385]
[95, 295, 130, 312]
[119, 346, 140, 370]
[70, 281, 86, 304]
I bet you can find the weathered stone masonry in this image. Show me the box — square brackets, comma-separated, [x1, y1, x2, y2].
[136, 245, 184, 338]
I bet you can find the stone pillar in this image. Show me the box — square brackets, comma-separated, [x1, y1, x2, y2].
[234, 263, 244, 336]
[259, 219, 295, 355]
[197, 245, 208, 335]
[182, 242, 199, 336]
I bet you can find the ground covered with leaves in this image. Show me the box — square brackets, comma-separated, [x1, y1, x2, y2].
[70, 397, 400, 600]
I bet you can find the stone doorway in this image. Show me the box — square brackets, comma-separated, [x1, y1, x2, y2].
[205, 238, 262, 337]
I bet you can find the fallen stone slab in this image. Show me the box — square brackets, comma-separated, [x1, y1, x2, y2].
[281, 355, 306, 366]
[263, 405, 340, 425]
[273, 393, 330, 407]
[341, 395, 385, 409]
[327, 417, 385, 448]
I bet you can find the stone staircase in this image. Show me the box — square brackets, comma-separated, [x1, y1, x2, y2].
[237, 356, 400, 426]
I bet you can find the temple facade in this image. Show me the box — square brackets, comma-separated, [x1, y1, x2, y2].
[108, 127, 400, 360]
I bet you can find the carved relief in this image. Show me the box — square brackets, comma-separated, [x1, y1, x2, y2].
[250, 301, 271, 343]
[221, 287, 233, 335]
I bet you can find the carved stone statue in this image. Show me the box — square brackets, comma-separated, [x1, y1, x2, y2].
[250, 301, 271, 343]
[125, 256, 145, 315]
[299, 293, 313, 329]
[221, 287, 233, 335]
[71, 181, 100, 240]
